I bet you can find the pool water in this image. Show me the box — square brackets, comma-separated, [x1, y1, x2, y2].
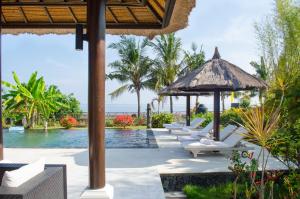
[3, 129, 158, 148]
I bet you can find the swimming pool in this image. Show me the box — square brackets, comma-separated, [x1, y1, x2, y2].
[3, 128, 157, 148]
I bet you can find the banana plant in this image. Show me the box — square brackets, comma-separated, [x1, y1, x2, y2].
[2, 72, 67, 129]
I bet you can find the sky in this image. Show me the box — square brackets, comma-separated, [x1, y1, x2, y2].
[2, 0, 274, 112]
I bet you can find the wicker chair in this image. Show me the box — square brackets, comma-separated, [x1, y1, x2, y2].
[0, 164, 67, 199]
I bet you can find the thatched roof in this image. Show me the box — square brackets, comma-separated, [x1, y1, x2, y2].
[1, 0, 195, 38]
[166, 47, 268, 92]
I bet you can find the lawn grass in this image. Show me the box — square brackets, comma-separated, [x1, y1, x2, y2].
[183, 183, 244, 199]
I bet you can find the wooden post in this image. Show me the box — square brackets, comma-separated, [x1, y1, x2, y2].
[213, 90, 220, 141]
[87, 0, 106, 189]
[186, 95, 191, 126]
[0, 0, 3, 160]
[146, 103, 151, 129]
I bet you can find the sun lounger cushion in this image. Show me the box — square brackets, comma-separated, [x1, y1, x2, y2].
[219, 125, 238, 140]
[165, 118, 204, 130]
[1, 158, 45, 187]
[184, 141, 228, 149]
[184, 127, 246, 150]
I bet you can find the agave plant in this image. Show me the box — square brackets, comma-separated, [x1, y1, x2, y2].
[239, 106, 280, 199]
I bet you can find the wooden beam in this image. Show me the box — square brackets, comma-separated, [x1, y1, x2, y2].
[152, 0, 164, 12]
[2, 22, 162, 29]
[107, 7, 119, 23]
[68, 7, 78, 23]
[162, 0, 175, 28]
[1, 10, 6, 24]
[146, 2, 162, 24]
[0, 0, 3, 161]
[87, 0, 106, 189]
[19, 7, 28, 23]
[126, 7, 138, 24]
[2, 2, 144, 7]
[213, 90, 220, 141]
[43, 7, 53, 23]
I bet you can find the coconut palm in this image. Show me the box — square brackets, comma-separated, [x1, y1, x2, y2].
[181, 43, 206, 108]
[107, 36, 152, 118]
[2, 71, 66, 129]
[151, 95, 166, 113]
[149, 33, 182, 113]
[250, 57, 269, 104]
[182, 43, 205, 73]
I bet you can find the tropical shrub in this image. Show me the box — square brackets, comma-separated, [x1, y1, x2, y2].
[105, 119, 114, 127]
[2, 71, 74, 129]
[60, 116, 78, 129]
[240, 98, 251, 108]
[192, 112, 213, 127]
[151, 113, 173, 128]
[221, 108, 243, 126]
[134, 117, 145, 126]
[113, 115, 134, 128]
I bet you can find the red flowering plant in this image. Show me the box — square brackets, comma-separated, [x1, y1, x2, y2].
[113, 115, 134, 128]
[60, 116, 78, 129]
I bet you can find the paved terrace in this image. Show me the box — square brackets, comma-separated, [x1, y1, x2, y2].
[4, 129, 287, 199]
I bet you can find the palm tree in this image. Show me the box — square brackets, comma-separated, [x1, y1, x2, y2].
[181, 43, 206, 108]
[250, 56, 268, 81]
[250, 56, 268, 103]
[151, 95, 166, 113]
[107, 36, 152, 118]
[2, 72, 66, 129]
[182, 43, 205, 73]
[149, 33, 182, 113]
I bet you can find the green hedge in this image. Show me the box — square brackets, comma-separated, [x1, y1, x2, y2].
[220, 108, 243, 126]
[151, 113, 174, 128]
[192, 112, 213, 127]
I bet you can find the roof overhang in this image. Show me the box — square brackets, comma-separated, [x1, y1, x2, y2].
[1, 0, 196, 38]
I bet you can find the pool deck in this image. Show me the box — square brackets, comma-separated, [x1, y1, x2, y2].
[3, 128, 287, 199]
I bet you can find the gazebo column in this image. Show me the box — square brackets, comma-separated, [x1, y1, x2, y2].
[82, 0, 113, 198]
[186, 95, 191, 126]
[213, 90, 220, 141]
[0, 1, 3, 160]
[87, 0, 106, 189]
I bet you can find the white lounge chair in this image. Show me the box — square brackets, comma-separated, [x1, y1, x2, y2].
[163, 118, 204, 131]
[178, 124, 236, 142]
[183, 127, 252, 158]
[175, 121, 214, 138]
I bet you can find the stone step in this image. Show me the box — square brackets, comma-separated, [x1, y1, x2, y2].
[165, 192, 187, 199]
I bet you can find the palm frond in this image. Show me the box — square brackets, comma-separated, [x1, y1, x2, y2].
[109, 84, 129, 100]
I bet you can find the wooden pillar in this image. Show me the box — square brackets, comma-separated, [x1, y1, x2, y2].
[0, 0, 3, 160]
[213, 90, 220, 141]
[146, 103, 151, 129]
[186, 95, 191, 126]
[87, 0, 106, 189]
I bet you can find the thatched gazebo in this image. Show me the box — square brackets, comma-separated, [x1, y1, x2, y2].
[0, 0, 196, 197]
[165, 47, 267, 140]
[159, 87, 210, 126]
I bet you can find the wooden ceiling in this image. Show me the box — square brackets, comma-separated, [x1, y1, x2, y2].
[1, 0, 175, 29]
